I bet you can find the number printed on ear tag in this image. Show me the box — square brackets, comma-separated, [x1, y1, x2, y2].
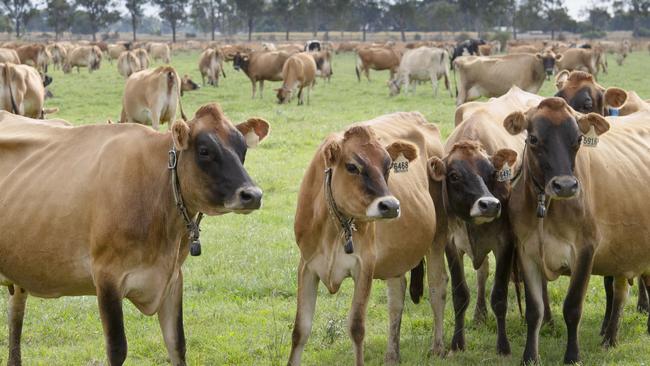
[392, 153, 409, 173]
[496, 163, 512, 182]
[582, 125, 599, 148]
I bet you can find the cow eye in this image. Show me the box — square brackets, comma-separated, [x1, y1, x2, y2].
[345, 163, 360, 174]
[449, 171, 461, 183]
[198, 147, 210, 156]
[528, 135, 539, 146]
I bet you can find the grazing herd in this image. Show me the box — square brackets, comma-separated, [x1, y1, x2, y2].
[0, 36, 649, 366]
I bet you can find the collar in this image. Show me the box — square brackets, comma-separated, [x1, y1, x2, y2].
[168, 145, 204, 256]
[324, 168, 356, 254]
[518, 142, 548, 218]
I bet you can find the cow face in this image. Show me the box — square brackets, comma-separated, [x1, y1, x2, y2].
[536, 50, 561, 79]
[554, 70, 627, 115]
[504, 97, 609, 200]
[387, 79, 401, 96]
[171, 103, 269, 215]
[428, 141, 517, 225]
[322, 126, 417, 220]
[180, 75, 200, 96]
[276, 87, 292, 104]
[233, 52, 249, 72]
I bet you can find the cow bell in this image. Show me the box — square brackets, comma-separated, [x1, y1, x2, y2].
[344, 237, 354, 254]
[190, 239, 202, 256]
[536, 193, 546, 218]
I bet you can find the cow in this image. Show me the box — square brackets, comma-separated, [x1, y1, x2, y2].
[108, 43, 128, 63]
[0, 63, 57, 119]
[618, 90, 650, 116]
[0, 48, 20, 64]
[220, 44, 251, 62]
[507, 44, 540, 54]
[134, 48, 150, 70]
[355, 47, 401, 82]
[429, 87, 551, 351]
[503, 97, 650, 364]
[233, 51, 291, 99]
[148, 42, 171, 64]
[120, 66, 186, 130]
[117, 51, 142, 78]
[451, 39, 485, 64]
[555, 48, 598, 80]
[336, 41, 360, 54]
[0, 102, 269, 366]
[554, 70, 628, 116]
[387, 47, 451, 98]
[309, 50, 332, 82]
[47, 43, 67, 70]
[180, 75, 199, 96]
[304, 40, 321, 52]
[198, 48, 226, 86]
[288, 112, 448, 365]
[478, 44, 492, 56]
[15, 44, 50, 73]
[63, 45, 102, 74]
[453, 51, 560, 106]
[276, 53, 316, 105]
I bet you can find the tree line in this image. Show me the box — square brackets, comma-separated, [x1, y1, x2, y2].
[5, 0, 650, 42]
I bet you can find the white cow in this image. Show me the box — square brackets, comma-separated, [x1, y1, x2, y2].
[388, 47, 452, 97]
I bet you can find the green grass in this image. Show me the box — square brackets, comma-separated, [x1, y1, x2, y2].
[1, 50, 650, 365]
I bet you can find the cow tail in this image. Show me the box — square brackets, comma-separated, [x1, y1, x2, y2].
[408, 259, 425, 304]
[4, 64, 18, 115]
[512, 245, 524, 319]
[355, 53, 361, 82]
[453, 61, 458, 98]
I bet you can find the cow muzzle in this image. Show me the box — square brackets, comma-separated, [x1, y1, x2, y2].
[547, 175, 579, 199]
[225, 186, 263, 212]
[469, 196, 501, 223]
[366, 196, 400, 219]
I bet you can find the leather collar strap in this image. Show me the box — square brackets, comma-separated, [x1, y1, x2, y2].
[168, 145, 204, 256]
[324, 168, 356, 254]
[521, 142, 548, 218]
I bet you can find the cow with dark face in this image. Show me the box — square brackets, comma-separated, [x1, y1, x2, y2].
[451, 39, 486, 66]
[554, 70, 627, 115]
[180, 74, 200, 96]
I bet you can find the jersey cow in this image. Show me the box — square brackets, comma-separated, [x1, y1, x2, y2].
[355, 47, 401, 82]
[0, 63, 56, 118]
[233, 51, 291, 99]
[198, 48, 226, 86]
[388, 46, 452, 98]
[276, 53, 316, 105]
[117, 51, 142, 78]
[63, 45, 102, 74]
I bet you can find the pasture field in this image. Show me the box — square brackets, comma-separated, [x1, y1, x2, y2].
[1, 50, 650, 365]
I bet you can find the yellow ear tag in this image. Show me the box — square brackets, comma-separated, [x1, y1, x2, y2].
[392, 153, 409, 173]
[582, 125, 599, 147]
[496, 162, 512, 182]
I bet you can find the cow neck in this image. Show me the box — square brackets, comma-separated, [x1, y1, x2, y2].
[324, 167, 356, 254]
[168, 144, 204, 257]
[519, 142, 549, 218]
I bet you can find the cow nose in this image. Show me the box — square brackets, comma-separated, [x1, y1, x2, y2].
[477, 197, 501, 217]
[237, 186, 263, 210]
[377, 197, 400, 218]
[549, 176, 579, 198]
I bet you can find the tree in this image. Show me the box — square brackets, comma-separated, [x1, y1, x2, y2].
[271, 0, 302, 41]
[47, 0, 74, 40]
[152, 0, 186, 43]
[125, 0, 143, 41]
[191, 0, 222, 41]
[354, 0, 382, 41]
[75, 0, 120, 41]
[386, 0, 416, 42]
[233, 0, 264, 41]
[1, 0, 36, 38]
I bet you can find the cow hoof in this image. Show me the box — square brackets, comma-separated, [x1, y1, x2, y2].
[472, 307, 488, 325]
[563, 352, 580, 365]
[384, 352, 400, 365]
[428, 342, 447, 358]
[497, 339, 511, 356]
[601, 336, 618, 348]
[450, 333, 465, 352]
[637, 301, 649, 314]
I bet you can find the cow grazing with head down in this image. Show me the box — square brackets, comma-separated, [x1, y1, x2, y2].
[288, 113, 449, 366]
[0, 102, 269, 366]
[276, 53, 316, 105]
[503, 97, 650, 364]
[63, 45, 102, 74]
[388, 46, 451, 98]
[198, 48, 226, 86]
[233, 51, 291, 99]
[108, 44, 127, 64]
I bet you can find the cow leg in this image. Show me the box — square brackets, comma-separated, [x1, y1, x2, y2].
[364, 67, 370, 82]
[520, 251, 545, 364]
[349, 263, 374, 366]
[251, 80, 257, 99]
[444, 73, 452, 97]
[201, 74, 205, 86]
[96, 279, 127, 366]
[474, 258, 489, 324]
[456, 83, 466, 106]
[600, 276, 614, 336]
[562, 246, 594, 364]
[445, 241, 469, 352]
[259, 80, 265, 99]
[7, 285, 27, 366]
[158, 270, 186, 366]
[288, 260, 319, 366]
[542, 278, 553, 325]
[430, 74, 439, 97]
[385, 276, 406, 365]
[428, 242, 448, 356]
[297, 87, 304, 106]
[492, 243, 513, 355]
[637, 275, 649, 313]
[601, 276, 628, 348]
[644, 275, 650, 334]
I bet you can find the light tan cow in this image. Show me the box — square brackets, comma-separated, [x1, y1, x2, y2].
[148, 42, 171, 64]
[117, 51, 142, 78]
[453, 51, 559, 105]
[554, 70, 628, 115]
[134, 48, 150, 70]
[47, 43, 67, 70]
[233, 51, 291, 98]
[120, 66, 185, 130]
[276, 53, 316, 105]
[0, 103, 269, 366]
[16, 44, 50, 73]
[555, 48, 598, 79]
[220, 44, 251, 61]
[198, 48, 225, 86]
[355, 47, 401, 82]
[0, 48, 20, 64]
[336, 41, 360, 53]
[388, 46, 451, 97]
[0, 63, 56, 118]
[108, 43, 128, 63]
[63, 45, 102, 74]
[507, 44, 540, 54]
[504, 98, 650, 364]
[288, 112, 448, 365]
[478, 44, 492, 56]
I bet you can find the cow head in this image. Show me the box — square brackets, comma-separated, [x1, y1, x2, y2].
[171, 103, 269, 215]
[322, 126, 417, 220]
[535, 49, 561, 79]
[180, 74, 200, 96]
[554, 70, 627, 116]
[275, 86, 292, 104]
[387, 78, 401, 96]
[233, 52, 249, 72]
[504, 97, 609, 201]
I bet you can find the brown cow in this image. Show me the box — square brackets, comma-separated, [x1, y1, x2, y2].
[355, 47, 401, 82]
[0, 63, 57, 118]
[117, 51, 142, 78]
[556, 48, 599, 79]
[233, 51, 291, 99]
[554, 70, 627, 116]
[180, 75, 199, 96]
[503, 98, 650, 364]
[276, 53, 316, 105]
[63, 45, 102, 74]
[336, 41, 360, 53]
[0, 48, 20, 64]
[198, 48, 226, 86]
[16, 44, 50, 73]
[108, 43, 128, 63]
[0, 103, 268, 366]
[148, 42, 171, 64]
[47, 43, 67, 70]
[288, 112, 448, 365]
[134, 48, 150, 70]
[507, 44, 540, 54]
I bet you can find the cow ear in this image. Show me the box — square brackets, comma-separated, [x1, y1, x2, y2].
[172, 120, 191, 151]
[322, 138, 341, 166]
[386, 140, 418, 162]
[555, 53, 563, 61]
[427, 157, 446, 182]
[503, 111, 528, 135]
[236, 117, 270, 148]
[491, 149, 517, 171]
[555, 69, 570, 90]
[535, 53, 543, 60]
[577, 113, 610, 136]
[604, 87, 627, 108]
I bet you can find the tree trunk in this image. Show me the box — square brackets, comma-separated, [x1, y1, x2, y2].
[248, 17, 253, 41]
[15, 19, 20, 38]
[172, 22, 177, 43]
[92, 31, 97, 41]
[210, 7, 215, 41]
[285, 23, 290, 41]
[131, 15, 137, 41]
[362, 25, 366, 42]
